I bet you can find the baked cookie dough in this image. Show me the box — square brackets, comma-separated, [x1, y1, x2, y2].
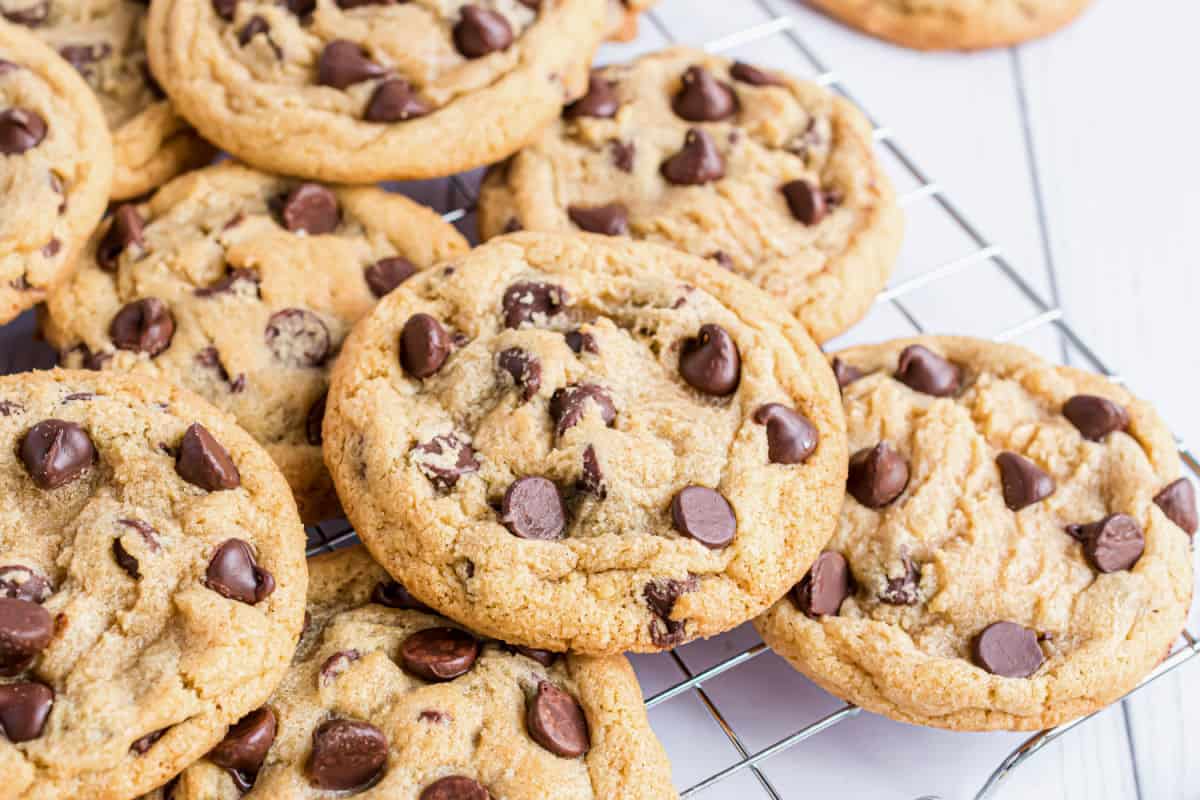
[807, 0, 1093, 51]
[0, 20, 112, 325]
[43, 162, 469, 523]
[756, 336, 1195, 731]
[145, 0, 607, 182]
[1, 0, 214, 199]
[142, 545, 677, 799]
[324, 232, 848, 655]
[478, 47, 903, 344]
[606, 0, 652, 41]
[0, 368, 307, 798]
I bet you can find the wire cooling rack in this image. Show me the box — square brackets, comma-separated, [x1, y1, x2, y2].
[1, 1, 1195, 797]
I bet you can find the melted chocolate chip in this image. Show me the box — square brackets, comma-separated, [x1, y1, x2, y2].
[420, 776, 491, 800]
[97, 204, 145, 270]
[453, 5, 512, 58]
[176, 423, 241, 491]
[364, 257, 417, 297]
[995, 452, 1055, 511]
[131, 729, 165, 755]
[1067, 514, 1145, 573]
[305, 392, 327, 446]
[578, 444, 605, 498]
[400, 627, 480, 681]
[781, 179, 826, 225]
[502, 281, 569, 329]
[565, 71, 618, 118]
[567, 203, 629, 236]
[1154, 478, 1197, 536]
[265, 309, 330, 367]
[320, 650, 361, 684]
[501, 477, 567, 540]
[679, 324, 740, 396]
[549, 383, 615, 436]
[211, 0, 237, 20]
[509, 645, 559, 666]
[661, 128, 725, 185]
[752, 403, 818, 464]
[878, 556, 920, 605]
[400, 313, 451, 378]
[972, 622, 1043, 678]
[527, 681, 589, 757]
[110, 298, 174, 356]
[0, 682, 53, 742]
[497, 348, 542, 402]
[195, 268, 260, 297]
[0, 567, 50, 604]
[670, 486, 736, 549]
[112, 539, 140, 580]
[209, 707, 276, 780]
[412, 433, 479, 490]
[1, 1, 48, 25]
[730, 61, 782, 86]
[20, 419, 95, 490]
[644, 575, 697, 648]
[793, 551, 851, 618]
[58, 43, 112, 72]
[831, 357, 863, 390]
[895, 345, 961, 397]
[672, 66, 737, 121]
[564, 329, 597, 355]
[847, 443, 908, 508]
[1063, 395, 1128, 441]
[365, 78, 432, 122]
[371, 580, 431, 612]
[318, 40, 385, 89]
[205, 539, 274, 604]
[305, 719, 388, 791]
[0, 597, 53, 673]
[610, 140, 636, 172]
[0, 108, 46, 155]
[278, 184, 340, 234]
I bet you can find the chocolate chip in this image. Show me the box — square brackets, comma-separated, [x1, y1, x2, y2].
[995, 452, 1055, 511]
[205, 539, 274, 604]
[412, 433, 479, 490]
[0, 598, 53, 673]
[1063, 394, 1128, 441]
[417, 709, 450, 723]
[679, 324, 740, 396]
[972, 621, 1043, 678]
[317, 40, 385, 89]
[211, 0, 236, 20]
[176, 423, 241, 491]
[793, 551, 851, 618]
[400, 313, 451, 378]
[578, 445, 604, 498]
[209, 707, 276, 780]
[119, 518, 160, 550]
[237, 16, 278, 57]
[58, 43, 112, 71]
[644, 576, 697, 648]
[502, 281, 569, 329]
[1154, 478, 1197, 536]
[497, 348, 541, 402]
[509, 645, 559, 666]
[0, 400, 23, 417]
[305, 719, 388, 791]
[265, 309, 330, 367]
[661, 128, 725, 185]
[131, 729, 165, 755]
[279, 184, 339, 235]
[363, 256, 417, 297]
[1067, 514, 1145, 573]
[364, 78, 432, 122]
[0, 108, 46, 155]
[112, 539, 140, 580]
[195, 268, 260, 297]
[0, 567, 50, 604]
[847, 442, 908, 508]
[110, 298, 174, 356]
[609, 140, 636, 172]
[831, 357, 863, 390]
[20, 419, 95, 490]
[320, 649, 361, 684]
[400, 627, 480, 681]
[371, 580, 431, 612]
[549, 383, 615, 437]
[895, 345, 961, 397]
[730, 61, 782, 86]
[501, 477, 566, 540]
[0, 682, 53, 742]
[284, 0, 314, 14]
[878, 556, 920, 605]
[565, 72, 618, 118]
[40, 238, 60, 258]
[420, 776, 491, 800]
[781, 179, 826, 225]
[670, 486, 736, 549]
[526, 681, 589, 758]
[566, 202, 632, 238]
[672, 66, 737, 121]
[752, 403, 818, 464]
[453, 5, 512, 58]
[97, 204, 145, 269]
[0, 59, 17, 73]
[1, 1, 47, 25]
[306, 392, 327, 446]
[564, 329, 597, 355]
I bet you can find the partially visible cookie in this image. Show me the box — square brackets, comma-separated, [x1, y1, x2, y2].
[142, 545, 677, 799]
[606, 0, 653, 41]
[0, 21, 112, 324]
[1, 0, 214, 199]
[324, 232, 848, 654]
[807, 0, 1093, 50]
[0, 368, 307, 798]
[43, 162, 469, 523]
[145, 0, 607, 182]
[756, 336, 1195, 731]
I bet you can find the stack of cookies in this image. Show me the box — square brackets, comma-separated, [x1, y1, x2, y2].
[0, 0, 1191, 796]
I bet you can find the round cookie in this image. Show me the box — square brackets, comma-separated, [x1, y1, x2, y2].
[807, 0, 1093, 51]
[755, 336, 1195, 731]
[0, 368, 307, 798]
[141, 545, 677, 799]
[477, 47, 903, 344]
[144, 0, 608, 183]
[324, 232, 848, 655]
[42, 162, 470, 523]
[1, 0, 215, 199]
[0, 20, 112, 325]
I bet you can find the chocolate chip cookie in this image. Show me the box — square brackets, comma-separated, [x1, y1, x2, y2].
[141, 545, 676, 799]
[756, 336, 1195, 730]
[606, 0, 653, 41]
[144, 0, 607, 183]
[42, 162, 469, 523]
[808, 0, 1093, 50]
[324, 232, 848, 655]
[0, 368, 307, 797]
[0, 20, 112, 325]
[477, 47, 903, 344]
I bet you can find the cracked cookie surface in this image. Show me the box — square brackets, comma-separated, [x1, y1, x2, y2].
[324, 232, 847, 655]
[808, 0, 1093, 50]
[756, 336, 1195, 730]
[0, 368, 307, 799]
[43, 162, 469, 523]
[141, 545, 676, 799]
[478, 47, 903, 344]
[145, 0, 607, 182]
[0, 20, 112, 324]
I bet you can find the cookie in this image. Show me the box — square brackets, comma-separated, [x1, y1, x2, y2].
[0, 368, 307, 798]
[0, 20, 112, 325]
[144, 0, 608, 183]
[42, 162, 470, 523]
[755, 336, 1195, 731]
[324, 232, 848, 655]
[1, 0, 216, 199]
[140, 545, 677, 799]
[477, 47, 903, 344]
[606, 0, 653, 41]
[808, 0, 1093, 50]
